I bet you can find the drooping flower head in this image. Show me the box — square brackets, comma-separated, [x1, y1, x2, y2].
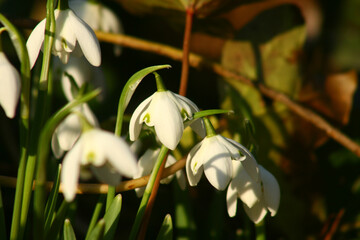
[129, 73, 205, 150]
[61, 128, 138, 202]
[0, 52, 21, 118]
[69, 0, 123, 55]
[26, 3, 101, 68]
[226, 163, 280, 223]
[186, 118, 259, 191]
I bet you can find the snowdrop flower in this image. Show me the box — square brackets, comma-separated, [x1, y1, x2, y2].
[0, 52, 21, 118]
[69, 0, 123, 55]
[134, 148, 186, 197]
[129, 74, 204, 150]
[227, 164, 280, 223]
[51, 103, 98, 158]
[26, 7, 101, 68]
[242, 165, 280, 223]
[186, 118, 259, 191]
[61, 128, 138, 202]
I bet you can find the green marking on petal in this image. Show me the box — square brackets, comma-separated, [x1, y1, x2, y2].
[61, 38, 68, 49]
[86, 151, 96, 164]
[181, 109, 190, 120]
[143, 113, 150, 123]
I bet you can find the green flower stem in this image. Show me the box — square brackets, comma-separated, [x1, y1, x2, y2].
[204, 118, 216, 137]
[0, 14, 32, 240]
[32, 89, 100, 239]
[255, 220, 266, 240]
[106, 186, 115, 211]
[154, 72, 166, 92]
[129, 145, 169, 240]
[85, 194, 106, 240]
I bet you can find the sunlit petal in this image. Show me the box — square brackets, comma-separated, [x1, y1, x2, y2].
[0, 53, 21, 118]
[68, 11, 101, 66]
[26, 18, 46, 69]
[259, 165, 280, 216]
[61, 140, 82, 202]
[243, 200, 268, 224]
[226, 181, 238, 217]
[129, 95, 153, 141]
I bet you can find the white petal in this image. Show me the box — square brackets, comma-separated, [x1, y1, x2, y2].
[225, 138, 259, 182]
[243, 200, 268, 224]
[26, 18, 46, 69]
[129, 94, 153, 141]
[68, 10, 101, 66]
[203, 148, 232, 191]
[226, 181, 238, 217]
[149, 92, 184, 150]
[259, 165, 280, 216]
[216, 136, 243, 160]
[61, 140, 83, 202]
[56, 113, 82, 151]
[51, 130, 64, 158]
[187, 118, 206, 138]
[231, 160, 262, 208]
[188, 140, 206, 174]
[185, 141, 204, 187]
[98, 130, 138, 178]
[0, 53, 21, 118]
[167, 92, 193, 120]
[81, 130, 106, 166]
[175, 169, 187, 190]
[135, 149, 158, 179]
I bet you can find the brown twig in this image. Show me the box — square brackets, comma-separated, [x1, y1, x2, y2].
[0, 158, 186, 194]
[178, 6, 194, 96]
[323, 208, 345, 240]
[95, 31, 360, 157]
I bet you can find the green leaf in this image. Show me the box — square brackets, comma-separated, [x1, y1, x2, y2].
[87, 219, 105, 240]
[115, 64, 171, 136]
[156, 214, 173, 240]
[103, 194, 122, 240]
[44, 164, 61, 234]
[85, 195, 106, 240]
[63, 219, 76, 240]
[193, 109, 233, 119]
[45, 200, 69, 239]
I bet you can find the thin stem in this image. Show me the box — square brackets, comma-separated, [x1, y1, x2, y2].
[137, 151, 168, 240]
[255, 220, 266, 240]
[178, 6, 194, 97]
[129, 145, 169, 240]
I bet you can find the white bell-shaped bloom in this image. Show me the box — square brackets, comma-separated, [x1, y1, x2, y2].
[226, 164, 280, 223]
[129, 90, 204, 150]
[69, 0, 123, 55]
[0, 52, 21, 118]
[61, 128, 138, 202]
[186, 135, 259, 191]
[51, 103, 98, 158]
[134, 148, 186, 197]
[242, 165, 280, 223]
[26, 8, 101, 68]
